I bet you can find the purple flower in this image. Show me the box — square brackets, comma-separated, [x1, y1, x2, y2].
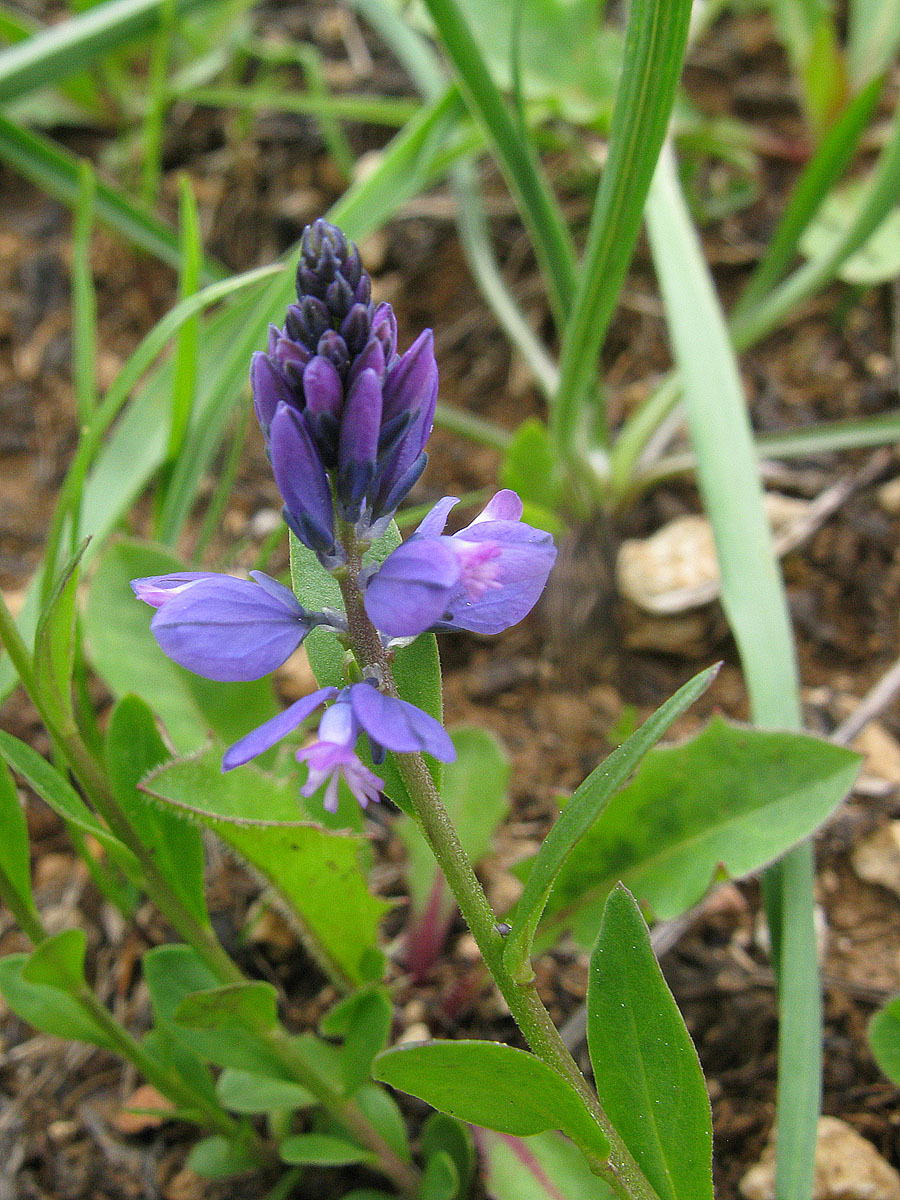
[363, 490, 557, 639]
[222, 682, 455, 812]
[131, 570, 328, 682]
[251, 220, 437, 550]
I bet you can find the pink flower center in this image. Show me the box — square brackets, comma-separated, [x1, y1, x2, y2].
[452, 539, 502, 601]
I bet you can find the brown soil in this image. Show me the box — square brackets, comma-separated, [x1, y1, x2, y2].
[2, 4, 900, 1198]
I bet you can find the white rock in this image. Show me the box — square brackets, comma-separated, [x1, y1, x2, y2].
[851, 823, 900, 899]
[740, 1116, 900, 1200]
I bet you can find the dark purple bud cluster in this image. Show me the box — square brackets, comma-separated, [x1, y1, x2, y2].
[251, 219, 438, 560]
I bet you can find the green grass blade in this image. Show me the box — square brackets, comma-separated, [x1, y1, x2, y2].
[179, 85, 419, 127]
[72, 160, 98, 427]
[846, 0, 900, 87]
[734, 73, 884, 317]
[733, 94, 900, 350]
[0, 115, 226, 282]
[296, 44, 355, 181]
[646, 142, 820, 1200]
[0, 0, 215, 103]
[139, 0, 175, 207]
[0, 5, 103, 113]
[419, 0, 576, 329]
[552, 0, 692, 458]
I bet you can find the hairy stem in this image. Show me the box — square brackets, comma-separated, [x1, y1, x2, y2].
[336, 558, 661, 1200]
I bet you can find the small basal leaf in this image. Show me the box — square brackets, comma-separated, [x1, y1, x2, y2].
[175, 982, 279, 1035]
[374, 1040, 609, 1159]
[278, 1133, 374, 1167]
[476, 1129, 616, 1200]
[422, 1114, 474, 1199]
[0, 933, 114, 1049]
[320, 986, 392, 1094]
[868, 994, 900, 1086]
[216, 1069, 316, 1114]
[800, 178, 900, 284]
[588, 885, 713, 1200]
[421, 1150, 459, 1200]
[187, 1134, 260, 1179]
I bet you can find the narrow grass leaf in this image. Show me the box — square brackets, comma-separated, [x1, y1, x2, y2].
[587, 885, 713, 1200]
[553, 0, 692, 455]
[646, 142, 819, 1200]
[72, 160, 98, 425]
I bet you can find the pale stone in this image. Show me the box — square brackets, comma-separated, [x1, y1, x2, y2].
[852, 823, 900, 899]
[877, 477, 900, 515]
[851, 724, 900, 787]
[740, 1117, 900, 1200]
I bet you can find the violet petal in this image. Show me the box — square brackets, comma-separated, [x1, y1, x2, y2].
[150, 575, 312, 681]
[131, 572, 220, 608]
[363, 537, 460, 638]
[269, 403, 335, 554]
[349, 684, 455, 761]
[440, 522, 557, 635]
[223, 687, 338, 771]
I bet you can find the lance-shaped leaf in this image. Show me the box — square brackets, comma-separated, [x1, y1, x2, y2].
[503, 666, 717, 980]
[176, 982, 279, 1035]
[0, 756, 37, 923]
[0, 730, 139, 877]
[142, 751, 389, 988]
[106, 695, 208, 924]
[374, 1040, 609, 1160]
[0, 929, 114, 1049]
[33, 538, 88, 726]
[588, 885, 713, 1200]
[540, 717, 861, 948]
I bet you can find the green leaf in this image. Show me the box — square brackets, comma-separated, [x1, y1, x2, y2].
[279, 1133, 374, 1167]
[422, 1115, 473, 1200]
[105, 695, 208, 924]
[289, 527, 444, 816]
[0, 932, 114, 1048]
[868, 994, 900, 1086]
[355, 1082, 412, 1163]
[320, 987, 392, 1094]
[216, 1069, 316, 1114]
[84, 540, 278, 754]
[143, 944, 289, 1078]
[541, 717, 861, 945]
[588, 885, 713, 1200]
[33, 539, 88, 724]
[0, 731, 139, 877]
[847, 0, 900, 85]
[175, 982, 279, 1036]
[374, 1040, 609, 1158]
[499, 419, 561, 515]
[142, 751, 389, 988]
[421, 1150, 459, 1200]
[477, 1129, 616, 1199]
[800, 178, 900, 284]
[552, 0, 693, 453]
[504, 667, 717, 979]
[187, 1134, 259, 1179]
[401, 726, 509, 962]
[0, 756, 37, 921]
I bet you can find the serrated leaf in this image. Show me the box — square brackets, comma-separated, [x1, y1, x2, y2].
[0, 756, 37, 922]
[84, 539, 277, 753]
[476, 1129, 616, 1200]
[289, 527, 443, 816]
[374, 1040, 609, 1159]
[142, 751, 388, 988]
[588, 885, 713, 1200]
[215, 1069, 316, 1114]
[504, 667, 716, 979]
[540, 717, 861, 946]
[279, 1133, 374, 1167]
[105, 695, 208, 924]
[0, 731, 139, 877]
